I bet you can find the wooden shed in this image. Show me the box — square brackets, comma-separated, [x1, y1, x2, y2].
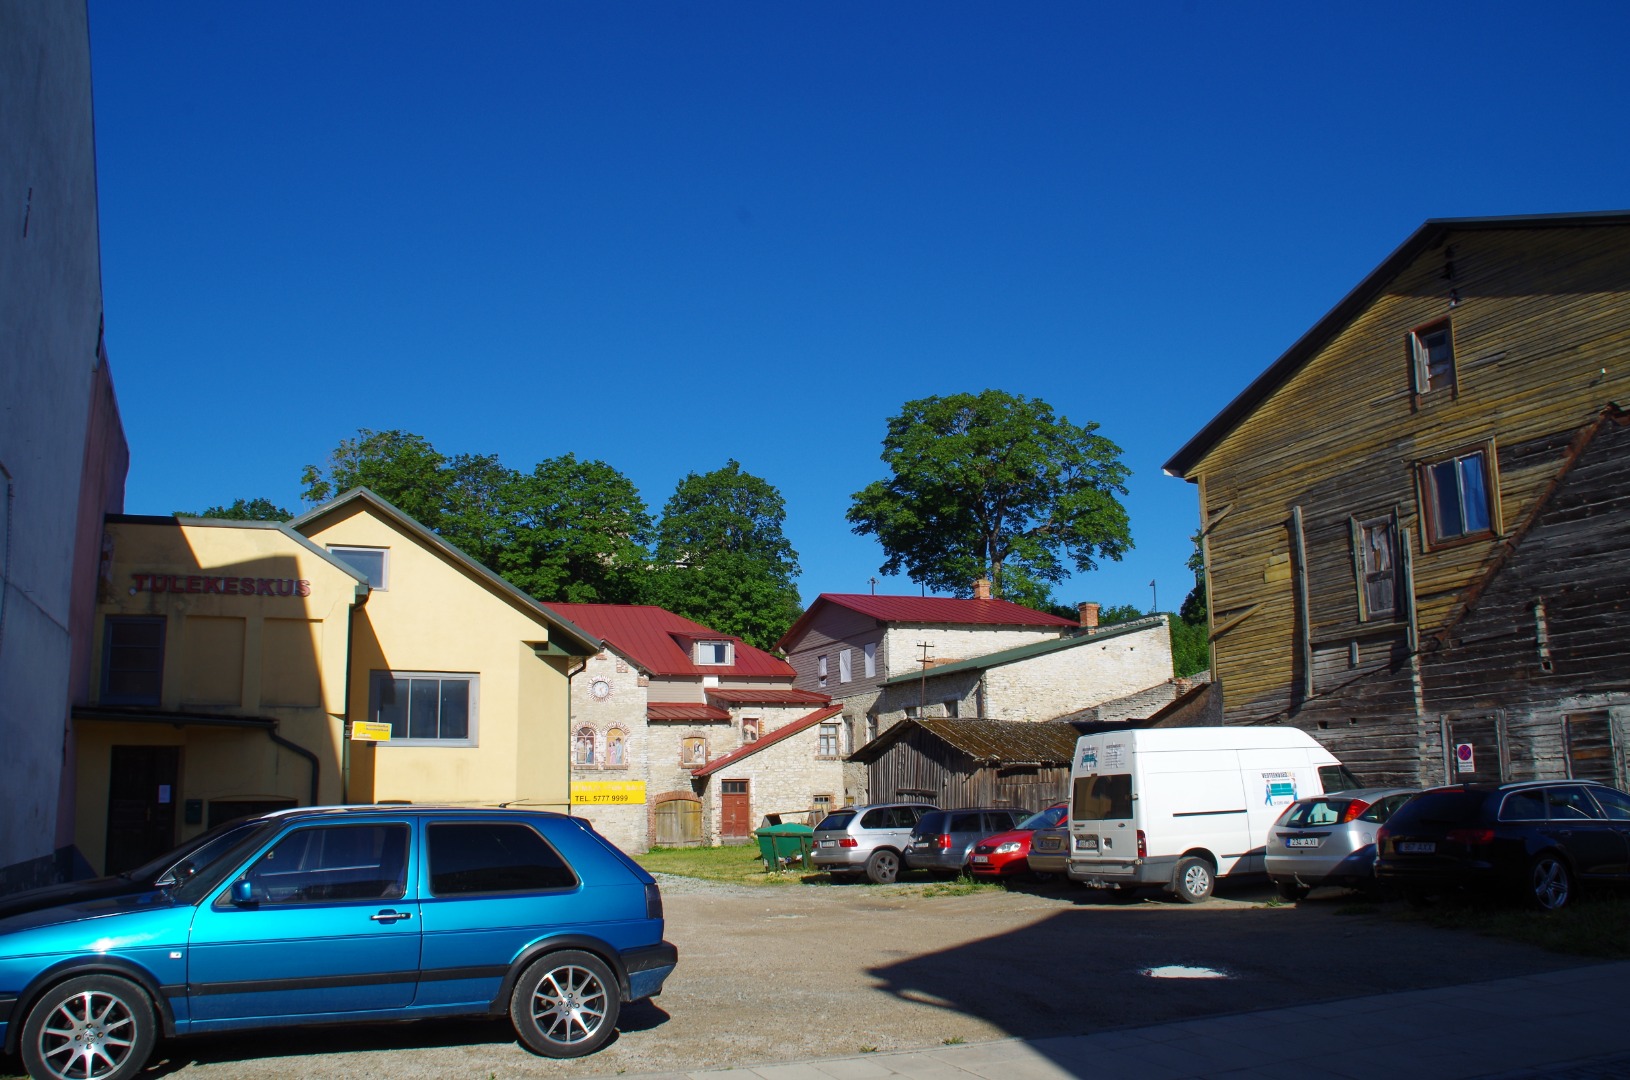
[851, 718, 1094, 812]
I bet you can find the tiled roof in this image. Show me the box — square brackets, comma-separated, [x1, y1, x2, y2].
[647, 703, 732, 722]
[878, 615, 1168, 686]
[776, 593, 1075, 651]
[693, 706, 844, 777]
[850, 718, 1088, 766]
[545, 604, 795, 678]
[705, 688, 832, 706]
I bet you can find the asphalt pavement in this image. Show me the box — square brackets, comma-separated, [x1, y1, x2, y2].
[593, 960, 1630, 1080]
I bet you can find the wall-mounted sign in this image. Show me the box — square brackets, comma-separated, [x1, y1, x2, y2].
[1455, 742, 1475, 774]
[130, 573, 312, 598]
[571, 780, 647, 806]
[351, 721, 393, 742]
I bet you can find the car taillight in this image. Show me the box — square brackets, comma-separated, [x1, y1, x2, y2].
[1375, 825, 1390, 845]
[1446, 827, 1496, 847]
[937, 834, 953, 851]
[1136, 830, 1147, 858]
[644, 882, 664, 920]
[1339, 800, 1373, 823]
[838, 838, 858, 848]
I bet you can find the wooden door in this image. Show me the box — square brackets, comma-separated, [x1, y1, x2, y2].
[1446, 716, 1504, 784]
[105, 745, 181, 874]
[1565, 713, 1617, 783]
[654, 798, 703, 846]
[720, 780, 751, 840]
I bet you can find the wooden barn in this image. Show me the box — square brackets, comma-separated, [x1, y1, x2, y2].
[851, 718, 1089, 812]
[1165, 212, 1630, 788]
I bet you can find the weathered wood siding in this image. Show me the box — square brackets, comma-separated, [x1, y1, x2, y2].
[781, 605, 885, 700]
[1187, 224, 1630, 786]
[865, 726, 1068, 812]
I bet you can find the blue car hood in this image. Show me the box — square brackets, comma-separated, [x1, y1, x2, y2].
[0, 888, 180, 937]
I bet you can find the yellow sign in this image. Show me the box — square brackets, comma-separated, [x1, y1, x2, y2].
[351, 721, 393, 742]
[571, 780, 647, 806]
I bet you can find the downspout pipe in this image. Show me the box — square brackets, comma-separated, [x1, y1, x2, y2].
[564, 656, 589, 816]
[341, 586, 370, 804]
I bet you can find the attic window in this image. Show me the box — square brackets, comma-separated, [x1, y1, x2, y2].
[694, 640, 733, 666]
[1409, 320, 1456, 395]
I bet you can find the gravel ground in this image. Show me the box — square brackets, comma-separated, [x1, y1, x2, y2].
[0, 875, 1589, 1080]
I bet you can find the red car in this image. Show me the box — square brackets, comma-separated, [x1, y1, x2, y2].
[969, 803, 1069, 879]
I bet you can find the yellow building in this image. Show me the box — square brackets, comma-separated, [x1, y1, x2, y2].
[76, 489, 597, 875]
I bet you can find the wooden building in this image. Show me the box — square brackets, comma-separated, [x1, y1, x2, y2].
[1165, 212, 1630, 788]
[851, 718, 1089, 812]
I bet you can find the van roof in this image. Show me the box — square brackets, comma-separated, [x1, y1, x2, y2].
[1075, 726, 1329, 754]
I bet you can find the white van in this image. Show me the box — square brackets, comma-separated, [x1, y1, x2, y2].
[1066, 727, 1356, 902]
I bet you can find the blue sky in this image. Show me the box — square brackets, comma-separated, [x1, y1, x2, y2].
[86, 2, 1630, 614]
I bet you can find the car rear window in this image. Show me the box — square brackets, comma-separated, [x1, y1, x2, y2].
[815, 811, 855, 832]
[1277, 799, 1354, 828]
[1357, 793, 1413, 824]
[1073, 774, 1133, 821]
[428, 822, 577, 895]
[1389, 790, 1487, 827]
[915, 812, 948, 834]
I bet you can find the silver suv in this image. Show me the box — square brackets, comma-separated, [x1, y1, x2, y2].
[812, 802, 937, 883]
[904, 807, 1024, 875]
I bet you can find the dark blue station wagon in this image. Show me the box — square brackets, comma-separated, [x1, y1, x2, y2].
[0, 806, 676, 1080]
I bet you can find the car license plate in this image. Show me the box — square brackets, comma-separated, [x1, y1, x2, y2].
[1077, 836, 1099, 852]
[819, 839, 835, 848]
[972, 855, 988, 864]
[1399, 841, 1435, 854]
[1286, 837, 1319, 848]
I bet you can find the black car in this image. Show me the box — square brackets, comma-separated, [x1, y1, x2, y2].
[0, 814, 274, 921]
[1374, 780, 1630, 910]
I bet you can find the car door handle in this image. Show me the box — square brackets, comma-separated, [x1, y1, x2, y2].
[371, 910, 412, 923]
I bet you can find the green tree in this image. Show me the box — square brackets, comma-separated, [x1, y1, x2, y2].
[847, 390, 1132, 610]
[1179, 530, 1208, 626]
[1096, 603, 1147, 625]
[300, 429, 450, 530]
[180, 497, 292, 521]
[1169, 615, 1210, 678]
[502, 453, 654, 604]
[652, 460, 803, 649]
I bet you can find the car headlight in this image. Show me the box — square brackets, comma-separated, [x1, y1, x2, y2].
[993, 842, 1022, 854]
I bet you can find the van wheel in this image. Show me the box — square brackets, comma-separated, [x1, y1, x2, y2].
[865, 849, 900, 884]
[21, 974, 156, 1080]
[1172, 857, 1215, 903]
[511, 951, 621, 1058]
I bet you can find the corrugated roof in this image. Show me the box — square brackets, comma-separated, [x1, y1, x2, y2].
[776, 593, 1074, 651]
[647, 703, 732, 722]
[693, 705, 844, 777]
[878, 615, 1168, 685]
[850, 718, 1087, 766]
[545, 604, 795, 678]
[1164, 211, 1630, 478]
[705, 688, 832, 706]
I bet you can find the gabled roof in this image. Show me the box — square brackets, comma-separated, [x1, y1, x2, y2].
[849, 718, 1088, 766]
[776, 593, 1074, 651]
[878, 615, 1168, 686]
[693, 705, 844, 777]
[647, 703, 732, 722]
[288, 488, 599, 655]
[545, 603, 795, 678]
[1164, 210, 1630, 479]
[705, 688, 832, 706]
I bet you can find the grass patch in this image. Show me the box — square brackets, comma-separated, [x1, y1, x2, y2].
[1393, 894, 1630, 959]
[919, 874, 1006, 898]
[633, 843, 810, 886]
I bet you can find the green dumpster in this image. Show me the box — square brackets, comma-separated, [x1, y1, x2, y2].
[754, 821, 815, 870]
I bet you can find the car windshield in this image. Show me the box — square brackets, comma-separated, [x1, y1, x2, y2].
[168, 819, 282, 905]
[1019, 805, 1067, 830]
[120, 816, 260, 883]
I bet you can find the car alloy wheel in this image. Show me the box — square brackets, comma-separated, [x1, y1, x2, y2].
[511, 951, 621, 1058]
[22, 975, 155, 1080]
[1528, 853, 1572, 911]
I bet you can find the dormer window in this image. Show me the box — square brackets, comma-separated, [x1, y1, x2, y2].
[694, 640, 733, 666]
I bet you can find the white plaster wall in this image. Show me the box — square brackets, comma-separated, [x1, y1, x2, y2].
[983, 622, 1173, 721]
[881, 626, 1065, 678]
[701, 723, 845, 847]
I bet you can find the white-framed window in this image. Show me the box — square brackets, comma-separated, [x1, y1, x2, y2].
[817, 724, 840, 758]
[1421, 446, 1495, 546]
[573, 726, 597, 766]
[1409, 319, 1456, 395]
[329, 545, 389, 590]
[839, 648, 852, 683]
[817, 654, 828, 689]
[368, 671, 478, 746]
[863, 642, 876, 678]
[694, 640, 733, 666]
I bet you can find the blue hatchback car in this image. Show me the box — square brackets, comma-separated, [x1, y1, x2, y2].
[0, 806, 676, 1080]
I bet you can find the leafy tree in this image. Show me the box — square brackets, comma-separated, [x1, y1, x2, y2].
[1169, 614, 1210, 678]
[652, 461, 802, 649]
[180, 497, 292, 521]
[1179, 530, 1208, 626]
[502, 453, 654, 604]
[1096, 603, 1147, 625]
[848, 390, 1132, 611]
[301, 429, 450, 530]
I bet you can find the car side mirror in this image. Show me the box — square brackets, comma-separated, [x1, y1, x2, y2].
[230, 879, 256, 905]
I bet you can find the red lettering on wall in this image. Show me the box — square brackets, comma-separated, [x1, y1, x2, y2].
[256, 579, 274, 596]
[203, 577, 223, 594]
[186, 575, 202, 593]
[224, 578, 240, 595]
[297, 580, 311, 597]
[130, 573, 149, 591]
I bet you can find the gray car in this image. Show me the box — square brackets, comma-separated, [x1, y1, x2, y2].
[1026, 821, 1070, 877]
[812, 802, 937, 883]
[1266, 786, 1418, 900]
[904, 807, 1024, 876]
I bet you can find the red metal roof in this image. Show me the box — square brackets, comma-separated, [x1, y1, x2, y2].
[647, 703, 732, 722]
[705, 688, 832, 706]
[693, 705, 844, 777]
[776, 593, 1075, 651]
[545, 604, 795, 678]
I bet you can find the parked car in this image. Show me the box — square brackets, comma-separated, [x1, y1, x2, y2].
[1027, 820, 1070, 877]
[812, 802, 936, 884]
[1374, 780, 1630, 911]
[970, 803, 1069, 880]
[0, 806, 676, 1079]
[905, 808, 1024, 876]
[1264, 787, 1417, 900]
[0, 812, 293, 923]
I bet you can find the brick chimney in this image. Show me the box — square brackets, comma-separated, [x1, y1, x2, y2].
[972, 578, 992, 600]
[1078, 601, 1100, 633]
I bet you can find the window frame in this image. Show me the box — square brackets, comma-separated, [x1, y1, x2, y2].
[573, 725, 598, 767]
[1408, 318, 1457, 396]
[367, 670, 480, 747]
[1418, 441, 1499, 549]
[741, 717, 760, 743]
[817, 723, 840, 758]
[817, 653, 828, 689]
[1350, 511, 1400, 622]
[101, 615, 167, 705]
[328, 545, 389, 590]
[681, 735, 708, 768]
[863, 642, 877, 679]
[693, 640, 733, 666]
[605, 726, 629, 768]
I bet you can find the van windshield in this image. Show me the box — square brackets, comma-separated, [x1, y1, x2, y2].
[1073, 774, 1133, 821]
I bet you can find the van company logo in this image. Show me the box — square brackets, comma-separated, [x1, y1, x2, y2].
[1078, 746, 1098, 770]
[1262, 771, 1298, 806]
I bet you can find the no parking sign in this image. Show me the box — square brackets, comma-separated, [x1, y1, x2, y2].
[1455, 742, 1475, 774]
